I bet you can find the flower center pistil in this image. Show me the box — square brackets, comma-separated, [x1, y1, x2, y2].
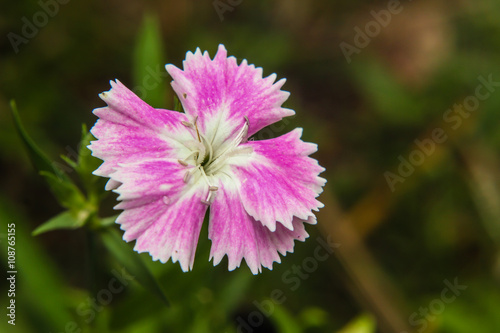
[177, 115, 252, 205]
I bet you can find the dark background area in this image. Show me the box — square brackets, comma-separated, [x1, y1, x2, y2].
[1, 0, 500, 332]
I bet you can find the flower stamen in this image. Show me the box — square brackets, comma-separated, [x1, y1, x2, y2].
[203, 117, 252, 176]
[198, 133, 213, 165]
[198, 166, 218, 205]
[183, 170, 191, 183]
[209, 117, 249, 163]
[179, 116, 252, 204]
[193, 116, 201, 142]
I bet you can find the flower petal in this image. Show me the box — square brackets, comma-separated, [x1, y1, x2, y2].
[208, 180, 313, 274]
[89, 80, 194, 179]
[165, 44, 294, 145]
[111, 158, 208, 271]
[229, 128, 326, 231]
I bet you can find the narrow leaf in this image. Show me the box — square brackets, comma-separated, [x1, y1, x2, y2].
[96, 215, 119, 229]
[76, 124, 107, 201]
[60, 154, 78, 169]
[0, 200, 74, 328]
[173, 95, 183, 112]
[77, 124, 101, 175]
[33, 210, 87, 236]
[133, 13, 167, 107]
[10, 100, 71, 183]
[10, 100, 88, 212]
[99, 227, 170, 306]
[40, 171, 87, 210]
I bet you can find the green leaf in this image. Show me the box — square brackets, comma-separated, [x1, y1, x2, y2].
[60, 154, 78, 169]
[10, 101, 90, 212]
[97, 214, 119, 229]
[99, 226, 170, 306]
[299, 307, 329, 328]
[10, 100, 71, 183]
[77, 124, 100, 175]
[338, 313, 376, 333]
[40, 171, 87, 210]
[32, 210, 88, 236]
[75, 124, 107, 201]
[268, 305, 302, 333]
[0, 198, 74, 329]
[133, 12, 167, 108]
[218, 269, 252, 313]
[173, 95, 184, 112]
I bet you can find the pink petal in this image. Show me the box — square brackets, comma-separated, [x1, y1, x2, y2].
[209, 181, 313, 274]
[165, 44, 294, 141]
[230, 128, 326, 231]
[89, 80, 194, 178]
[111, 159, 208, 271]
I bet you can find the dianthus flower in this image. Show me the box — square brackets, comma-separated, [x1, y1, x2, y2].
[89, 45, 325, 274]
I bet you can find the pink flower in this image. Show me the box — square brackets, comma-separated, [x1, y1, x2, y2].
[89, 45, 325, 274]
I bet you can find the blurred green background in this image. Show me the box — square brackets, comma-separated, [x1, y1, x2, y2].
[1, 0, 500, 332]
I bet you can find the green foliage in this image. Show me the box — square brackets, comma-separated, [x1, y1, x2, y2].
[39, 171, 87, 210]
[132, 13, 167, 108]
[337, 314, 376, 333]
[351, 60, 424, 125]
[10, 100, 72, 184]
[32, 210, 87, 236]
[0, 199, 74, 332]
[11, 101, 170, 311]
[99, 227, 170, 306]
[74, 124, 108, 204]
[173, 95, 183, 112]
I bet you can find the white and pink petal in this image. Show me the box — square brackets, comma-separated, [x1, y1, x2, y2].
[208, 180, 312, 274]
[111, 158, 208, 271]
[89, 80, 194, 179]
[166, 44, 294, 145]
[88, 45, 326, 274]
[229, 128, 326, 231]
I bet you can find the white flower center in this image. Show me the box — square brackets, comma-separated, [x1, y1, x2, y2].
[177, 116, 252, 205]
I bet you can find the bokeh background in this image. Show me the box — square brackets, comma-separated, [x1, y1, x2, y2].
[2, 0, 500, 332]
